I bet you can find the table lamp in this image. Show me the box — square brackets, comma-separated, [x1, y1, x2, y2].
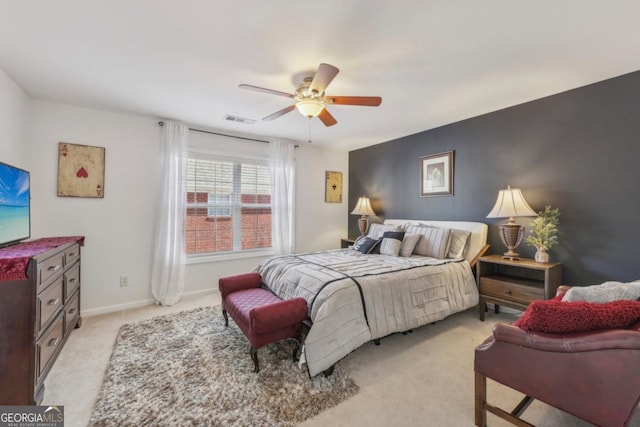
[486, 186, 537, 260]
[351, 196, 376, 236]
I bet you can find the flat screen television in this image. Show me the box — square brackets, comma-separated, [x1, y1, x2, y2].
[0, 161, 30, 248]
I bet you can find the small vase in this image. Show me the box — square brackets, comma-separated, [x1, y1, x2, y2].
[534, 248, 549, 263]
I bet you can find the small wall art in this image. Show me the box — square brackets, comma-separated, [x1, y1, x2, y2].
[325, 171, 343, 203]
[420, 151, 454, 196]
[57, 142, 105, 198]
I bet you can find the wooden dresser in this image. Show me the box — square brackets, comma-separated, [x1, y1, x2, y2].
[0, 237, 84, 405]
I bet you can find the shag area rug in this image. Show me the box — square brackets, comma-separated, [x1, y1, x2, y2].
[89, 306, 358, 426]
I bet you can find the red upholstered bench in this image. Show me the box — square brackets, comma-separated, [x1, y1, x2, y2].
[218, 272, 308, 373]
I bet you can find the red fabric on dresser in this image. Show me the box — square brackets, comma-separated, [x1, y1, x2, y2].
[514, 299, 640, 333]
[0, 236, 85, 281]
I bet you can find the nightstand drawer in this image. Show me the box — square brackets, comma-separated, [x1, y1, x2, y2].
[479, 276, 544, 305]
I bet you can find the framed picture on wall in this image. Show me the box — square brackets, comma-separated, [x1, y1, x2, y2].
[325, 171, 343, 203]
[420, 151, 453, 197]
[57, 142, 106, 198]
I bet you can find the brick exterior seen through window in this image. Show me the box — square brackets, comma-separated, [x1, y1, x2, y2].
[185, 192, 271, 254]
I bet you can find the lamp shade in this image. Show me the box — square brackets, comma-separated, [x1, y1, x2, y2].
[295, 100, 324, 118]
[486, 186, 537, 219]
[351, 196, 376, 217]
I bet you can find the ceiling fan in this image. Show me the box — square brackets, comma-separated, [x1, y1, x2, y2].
[239, 63, 382, 127]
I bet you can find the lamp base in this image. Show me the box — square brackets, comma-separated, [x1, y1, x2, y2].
[357, 216, 368, 236]
[502, 250, 521, 261]
[498, 223, 525, 261]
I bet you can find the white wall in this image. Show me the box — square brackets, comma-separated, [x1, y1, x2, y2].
[25, 100, 348, 315]
[0, 67, 29, 167]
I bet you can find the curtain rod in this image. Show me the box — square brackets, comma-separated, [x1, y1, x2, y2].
[158, 121, 270, 144]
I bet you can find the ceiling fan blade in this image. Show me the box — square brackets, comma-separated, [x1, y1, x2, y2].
[262, 105, 296, 121]
[318, 108, 338, 127]
[239, 84, 294, 98]
[326, 96, 382, 106]
[309, 63, 339, 94]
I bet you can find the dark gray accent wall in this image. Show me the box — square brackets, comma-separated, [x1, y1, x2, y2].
[349, 70, 640, 285]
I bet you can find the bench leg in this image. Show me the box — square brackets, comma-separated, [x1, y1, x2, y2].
[475, 371, 487, 427]
[292, 340, 300, 362]
[222, 308, 228, 327]
[250, 346, 260, 373]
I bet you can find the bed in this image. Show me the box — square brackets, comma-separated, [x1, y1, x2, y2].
[256, 219, 489, 376]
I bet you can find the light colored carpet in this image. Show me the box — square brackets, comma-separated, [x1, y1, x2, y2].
[44, 293, 640, 426]
[88, 306, 358, 426]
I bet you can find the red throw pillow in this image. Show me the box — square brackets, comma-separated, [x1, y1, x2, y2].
[514, 299, 640, 333]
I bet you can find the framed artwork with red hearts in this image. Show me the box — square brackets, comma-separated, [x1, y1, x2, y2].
[57, 142, 105, 198]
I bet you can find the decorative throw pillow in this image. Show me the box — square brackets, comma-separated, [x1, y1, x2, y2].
[378, 231, 406, 256]
[562, 280, 640, 303]
[398, 234, 421, 257]
[514, 299, 640, 333]
[367, 223, 401, 240]
[352, 236, 380, 254]
[405, 225, 451, 259]
[447, 229, 471, 259]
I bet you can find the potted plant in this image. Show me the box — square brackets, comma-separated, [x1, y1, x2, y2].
[525, 205, 560, 263]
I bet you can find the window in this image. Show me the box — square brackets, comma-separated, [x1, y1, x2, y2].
[185, 153, 272, 256]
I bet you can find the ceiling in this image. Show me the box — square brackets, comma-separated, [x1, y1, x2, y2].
[2, 1, 640, 151]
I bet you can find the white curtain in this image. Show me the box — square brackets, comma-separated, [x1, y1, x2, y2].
[269, 141, 295, 255]
[151, 121, 188, 305]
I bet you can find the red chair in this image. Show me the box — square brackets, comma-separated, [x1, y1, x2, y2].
[474, 286, 640, 426]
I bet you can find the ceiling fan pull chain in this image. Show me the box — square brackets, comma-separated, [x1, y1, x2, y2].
[308, 118, 312, 143]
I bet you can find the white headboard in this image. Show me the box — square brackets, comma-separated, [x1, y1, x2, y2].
[383, 219, 488, 263]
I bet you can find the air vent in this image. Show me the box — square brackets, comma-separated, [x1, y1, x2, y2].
[224, 115, 256, 125]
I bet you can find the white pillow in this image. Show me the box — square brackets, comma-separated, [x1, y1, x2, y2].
[562, 281, 640, 303]
[405, 225, 451, 259]
[367, 223, 401, 239]
[398, 234, 421, 257]
[447, 229, 471, 259]
[379, 238, 402, 256]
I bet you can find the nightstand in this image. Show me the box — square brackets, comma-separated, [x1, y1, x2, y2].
[340, 238, 356, 249]
[476, 254, 562, 321]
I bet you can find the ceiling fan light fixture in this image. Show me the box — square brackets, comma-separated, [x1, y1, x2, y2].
[295, 99, 324, 118]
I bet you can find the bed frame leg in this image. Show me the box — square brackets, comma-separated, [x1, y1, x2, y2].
[323, 365, 335, 377]
[374, 339, 381, 345]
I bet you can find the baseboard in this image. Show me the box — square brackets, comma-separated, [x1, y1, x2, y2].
[82, 288, 217, 317]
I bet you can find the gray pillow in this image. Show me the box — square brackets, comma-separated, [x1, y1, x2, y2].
[398, 234, 421, 257]
[447, 229, 471, 259]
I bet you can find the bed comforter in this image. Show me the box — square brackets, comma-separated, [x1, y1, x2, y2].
[257, 249, 478, 376]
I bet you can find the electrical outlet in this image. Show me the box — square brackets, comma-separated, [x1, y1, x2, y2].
[119, 276, 129, 287]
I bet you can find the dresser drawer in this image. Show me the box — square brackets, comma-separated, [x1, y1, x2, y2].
[64, 291, 80, 335]
[37, 311, 64, 380]
[38, 277, 64, 333]
[38, 253, 64, 291]
[64, 262, 80, 300]
[64, 244, 80, 267]
[479, 276, 544, 305]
